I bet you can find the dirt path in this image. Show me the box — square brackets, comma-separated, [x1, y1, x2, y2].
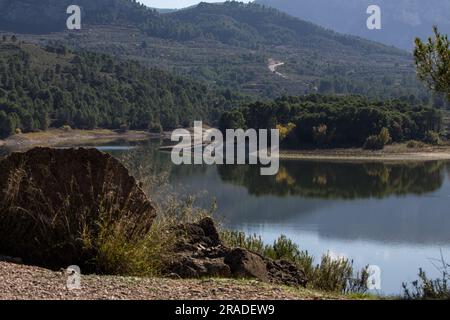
[0, 262, 344, 300]
[268, 58, 286, 78]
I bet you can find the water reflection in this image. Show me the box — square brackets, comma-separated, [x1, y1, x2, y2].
[169, 159, 450, 246]
[216, 161, 446, 199]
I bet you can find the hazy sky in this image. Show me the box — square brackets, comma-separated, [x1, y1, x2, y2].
[139, 1, 253, 9]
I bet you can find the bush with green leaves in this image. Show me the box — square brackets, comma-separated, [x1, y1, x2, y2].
[406, 140, 426, 148]
[423, 130, 441, 145]
[403, 268, 450, 300]
[363, 128, 392, 150]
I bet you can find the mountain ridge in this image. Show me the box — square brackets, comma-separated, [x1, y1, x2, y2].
[256, 0, 450, 51]
[0, 1, 431, 100]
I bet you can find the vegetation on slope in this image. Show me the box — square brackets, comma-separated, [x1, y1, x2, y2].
[0, 1, 432, 99]
[0, 38, 238, 139]
[220, 94, 442, 149]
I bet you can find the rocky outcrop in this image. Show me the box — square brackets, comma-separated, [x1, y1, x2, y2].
[0, 147, 156, 270]
[165, 217, 308, 287]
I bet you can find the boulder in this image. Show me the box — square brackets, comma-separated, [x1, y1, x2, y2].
[166, 218, 307, 287]
[0, 147, 156, 270]
[224, 248, 269, 281]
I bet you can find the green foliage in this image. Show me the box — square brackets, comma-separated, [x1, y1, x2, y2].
[148, 122, 163, 134]
[414, 27, 450, 100]
[0, 110, 15, 138]
[363, 128, 392, 150]
[0, 1, 429, 100]
[406, 140, 426, 148]
[423, 130, 441, 145]
[220, 231, 266, 254]
[403, 258, 450, 300]
[221, 231, 368, 294]
[119, 124, 129, 133]
[312, 124, 328, 145]
[219, 109, 246, 131]
[0, 41, 235, 138]
[223, 95, 441, 148]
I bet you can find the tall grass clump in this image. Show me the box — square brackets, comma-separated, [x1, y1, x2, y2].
[0, 159, 157, 274]
[403, 254, 450, 300]
[0, 147, 214, 276]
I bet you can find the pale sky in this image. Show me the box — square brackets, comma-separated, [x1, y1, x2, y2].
[139, 0, 253, 9]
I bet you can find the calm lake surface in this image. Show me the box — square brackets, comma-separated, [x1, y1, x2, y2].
[3, 140, 450, 295]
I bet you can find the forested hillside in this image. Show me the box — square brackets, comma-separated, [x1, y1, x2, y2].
[220, 95, 442, 148]
[0, 38, 235, 138]
[0, 1, 430, 100]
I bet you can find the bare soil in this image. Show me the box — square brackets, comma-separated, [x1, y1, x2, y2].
[0, 129, 155, 151]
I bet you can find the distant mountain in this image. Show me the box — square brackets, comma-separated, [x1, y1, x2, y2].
[153, 8, 178, 14]
[256, 0, 450, 50]
[0, 1, 430, 100]
[0, 0, 410, 50]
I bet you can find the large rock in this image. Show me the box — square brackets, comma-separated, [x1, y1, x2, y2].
[224, 248, 269, 281]
[165, 217, 308, 287]
[0, 147, 156, 270]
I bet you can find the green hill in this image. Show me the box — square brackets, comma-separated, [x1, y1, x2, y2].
[0, 39, 234, 138]
[0, 1, 429, 100]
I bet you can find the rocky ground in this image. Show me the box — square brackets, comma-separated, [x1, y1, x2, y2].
[0, 261, 343, 300]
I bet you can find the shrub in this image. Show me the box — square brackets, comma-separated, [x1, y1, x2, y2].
[221, 231, 368, 294]
[363, 128, 391, 150]
[406, 140, 426, 148]
[61, 124, 72, 132]
[363, 135, 384, 150]
[276, 123, 296, 141]
[148, 122, 163, 134]
[220, 231, 265, 254]
[423, 130, 441, 145]
[403, 255, 450, 300]
[312, 124, 328, 145]
[403, 269, 450, 300]
[119, 123, 129, 133]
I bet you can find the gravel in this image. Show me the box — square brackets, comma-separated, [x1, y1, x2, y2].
[0, 261, 341, 300]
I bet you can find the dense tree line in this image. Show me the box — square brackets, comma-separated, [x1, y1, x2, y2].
[0, 40, 234, 138]
[220, 94, 442, 148]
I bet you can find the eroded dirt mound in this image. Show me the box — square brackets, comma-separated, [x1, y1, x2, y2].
[0, 147, 156, 270]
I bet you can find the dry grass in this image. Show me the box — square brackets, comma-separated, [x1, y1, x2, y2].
[1, 128, 151, 150]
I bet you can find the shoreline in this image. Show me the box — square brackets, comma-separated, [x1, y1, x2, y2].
[3, 130, 450, 163]
[0, 128, 161, 152]
[280, 144, 450, 162]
